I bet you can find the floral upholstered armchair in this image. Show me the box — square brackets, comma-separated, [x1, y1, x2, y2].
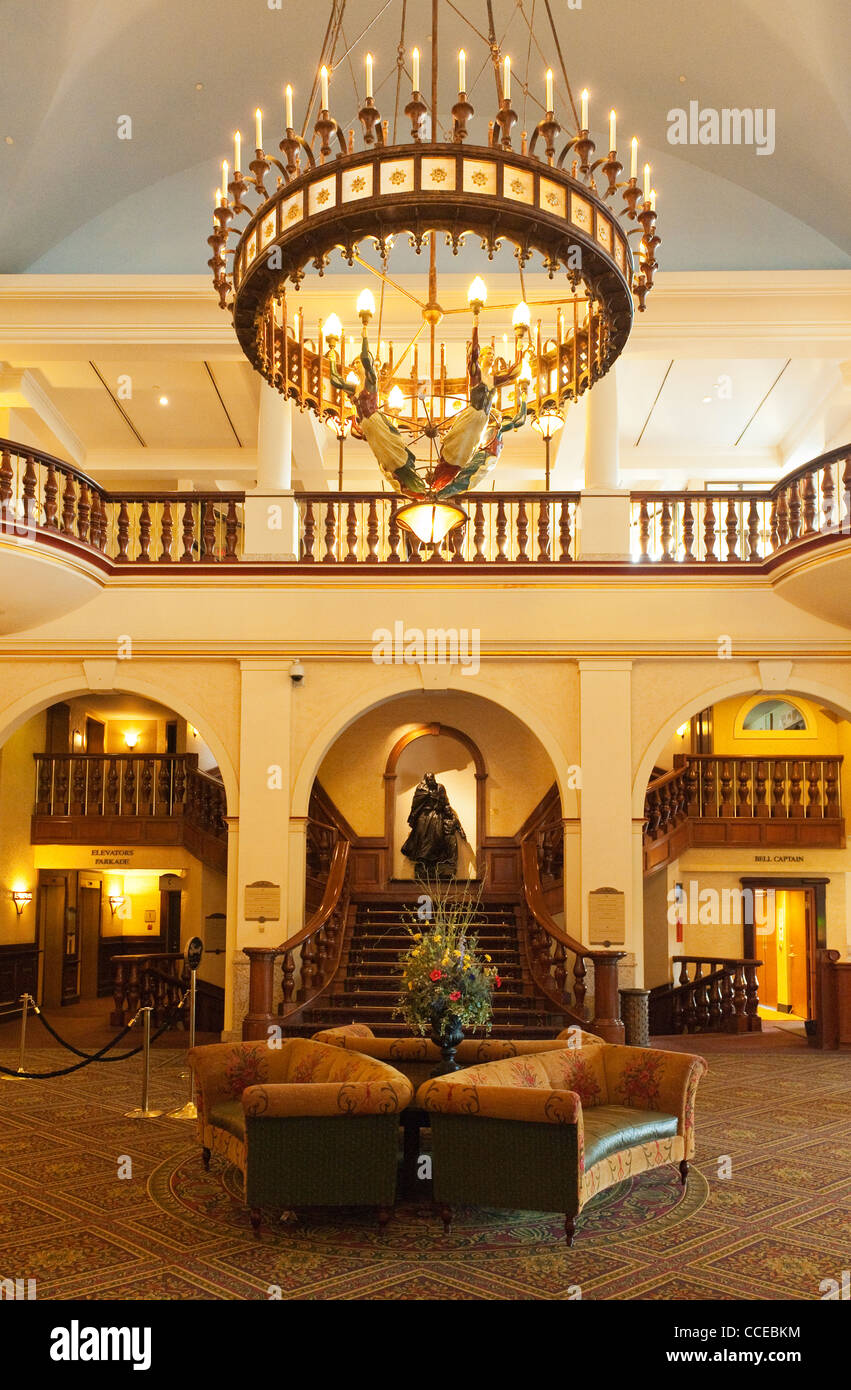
[311, 1024, 605, 1089]
[189, 1038, 413, 1235]
[416, 1043, 707, 1244]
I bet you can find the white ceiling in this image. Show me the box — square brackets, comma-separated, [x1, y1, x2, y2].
[0, 0, 849, 274]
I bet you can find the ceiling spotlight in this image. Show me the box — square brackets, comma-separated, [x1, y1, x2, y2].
[195, 82, 204, 91]
[702, 395, 712, 404]
[159, 395, 169, 406]
[4, 136, 13, 146]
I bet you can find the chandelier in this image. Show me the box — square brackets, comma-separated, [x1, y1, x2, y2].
[208, 0, 660, 523]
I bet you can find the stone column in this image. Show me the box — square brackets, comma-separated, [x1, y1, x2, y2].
[243, 385, 298, 559]
[222, 814, 242, 1039]
[236, 661, 293, 963]
[578, 366, 631, 559]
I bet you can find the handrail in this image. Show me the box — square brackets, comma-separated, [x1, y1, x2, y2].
[520, 838, 587, 1020]
[276, 839, 349, 956]
[671, 954, 762, 968]
[520, 839, 584, 957]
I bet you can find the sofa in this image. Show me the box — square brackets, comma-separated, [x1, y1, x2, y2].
[416, 1042, 707, 1244]
[189, 1038, 413, 1235]
[311, 1023, 606, 1089]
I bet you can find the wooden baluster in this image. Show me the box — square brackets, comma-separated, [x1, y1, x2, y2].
[660, 497, 672, 560]
[35, 756, 52, 814]
[110, 961, 127, 1027]
[703, 496, 717, 561]
[159, 500, 174, 562]
[682, 966, 697, 1032]
[685, 759, 700, 816]
[720, 969, 734, 1030]
[776, 488, 789, 546]
[806, 761, 821, 817]
[343, 500, 358, 562]
[473, 498, 486, 563]
[224, 500, 239, 561]
[789, 761, 803, 817]
[386, 498, 401, 563]
[657, 781, 671, 836]
[115, 501, 130, 562]
[736, 760, 751, 816]
[515, 499, 529, 562]
[725, 497, 739, 561]
[495, 500, 507, 560]
[801, 470, 816, 535]
[744, 963, 760, 1030]
[137, 501, 152, 561]
[301, 499, 316, 561]
[181, 500, 196, 562]
[821, 463, 835, 530]
[173, 757, 187, 813]
[61, 471, 77, 535]
[105, 759, 119, 814]
[126, 962, 141, 1021]
[768, 496, 778, 552]
[843, 458, 851, 533]
[300, 937, 318, 996]
[200, 499, 217, 559]
[637, 499, 650, 561]
[552, 942, 567, 997]
[76, 481, 90, 543]
[281, 951, 295, 1006]
[0, 448, 13, 528]
[708, 972, 723, 1030]
[824, 761, 839, 818]
[449, 521, 466, 563]
[157, 759, 171, 815]
[21, 455, 38, 530]
[681, 497, 695, 562]
[678, 960, 690, 988]
[702, 759, 716, 816]
[323, 499, 337, 562]
[694, 964, 710, 1030]
[719, 760, 734, 816]
[771, 760, 785, 817]
[754, 760, 768, 817]
[558, 498, 572, 561]
[139, 759, 153, 815]
[55, 757, 70, 814]
[537, 497, 551, 562]
[365, 498, 379, 563]
[572, 955, 587, 1017]
[747, 498, 760, 560]
[71, 758, 86, 815]
[788, 478, 801, 540]
[44, 460, 59, 529]
[122, 758, 137, 815]
[644, 787, 660, 839]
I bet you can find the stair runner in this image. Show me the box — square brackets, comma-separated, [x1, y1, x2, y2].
[284, 896, 569, 1038]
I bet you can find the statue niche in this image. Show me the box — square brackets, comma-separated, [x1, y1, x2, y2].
[401, 772, 467, 881]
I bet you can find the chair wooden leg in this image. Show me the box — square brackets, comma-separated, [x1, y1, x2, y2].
[249, 1207, 262, 1238]
[440, 1204, 452, 1234]
[679, 1159, 689, 1188]
[564, 1215, 576, 1247]
[201, 1146, 211, 1171]
[377, 1206, 391, 1235]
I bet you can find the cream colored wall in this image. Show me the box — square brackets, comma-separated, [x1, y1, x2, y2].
[712, 692, 839, 755]
[0, 711, 45, 946]
[643, 868, 672, 987]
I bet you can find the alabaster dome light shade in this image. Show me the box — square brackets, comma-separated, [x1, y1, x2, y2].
[395, 498, 469, 546]
[533, 405, 565, 440]
[322, 313, 343, 346]
[512, 300, 531, 330]
[357, 288, 376, 319]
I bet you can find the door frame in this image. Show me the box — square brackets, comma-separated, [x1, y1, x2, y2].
[740, 875, 827, 1025]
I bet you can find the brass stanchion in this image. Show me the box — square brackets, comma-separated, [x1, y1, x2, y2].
[2, 993, 33, 1081]
[125, 1006, 162, 1118]
[168, 936, 203, 1121]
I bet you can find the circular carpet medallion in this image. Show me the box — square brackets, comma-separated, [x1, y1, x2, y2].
[148, 1152, 709, 1254]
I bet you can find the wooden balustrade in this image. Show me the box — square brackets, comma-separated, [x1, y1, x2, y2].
[631, 444, 851, 565]
[109, 952, 186, 1026]
[649, 956, 762, 1035]
[296, 491, 581, 565]
[242, 839, 351, 1039]
[0, 438, 244, 562]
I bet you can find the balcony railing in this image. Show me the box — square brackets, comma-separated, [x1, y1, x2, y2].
[2, 436, 849, 570]
[0, 439, 243, 562]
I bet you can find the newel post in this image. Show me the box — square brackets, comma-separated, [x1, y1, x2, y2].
[587, 950, 627, 1043]
[242, 947, 281, 1040]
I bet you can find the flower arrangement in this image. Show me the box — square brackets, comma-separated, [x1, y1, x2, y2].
[395, 880, 500, 1040]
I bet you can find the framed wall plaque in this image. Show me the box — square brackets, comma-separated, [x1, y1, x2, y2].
[588, 887, 626, 945]
[244, 880, 281, 922]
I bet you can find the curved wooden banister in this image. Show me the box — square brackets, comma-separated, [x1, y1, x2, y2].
[649, 954, 763, 1035]
[276, 838, 349, 955]
[520, 839, 584, 956]
[277, 838, 351, 1023]
[520, 837, 587, 1020]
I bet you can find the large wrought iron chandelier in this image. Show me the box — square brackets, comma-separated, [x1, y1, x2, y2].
[209, 0, 660, 528]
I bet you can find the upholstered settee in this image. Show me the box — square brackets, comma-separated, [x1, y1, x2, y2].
[311, 1024, 605, 1088]
[189, 1038, 413, 1235]
[416, 1043, 707, 1244]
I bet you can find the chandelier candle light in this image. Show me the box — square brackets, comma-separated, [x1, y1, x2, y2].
[209, 0, 660, 536]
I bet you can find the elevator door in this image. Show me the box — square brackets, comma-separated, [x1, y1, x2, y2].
[40, 877, 69, 1008]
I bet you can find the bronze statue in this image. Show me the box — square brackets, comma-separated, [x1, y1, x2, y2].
[402, 772, 467, 880]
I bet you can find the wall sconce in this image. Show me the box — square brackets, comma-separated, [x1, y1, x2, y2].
[676, 722, 690, 738]
[189, 726, 200, 740]
[72, 729, 84, 750]
[11, 889, 32, 916]
[108, 895, 126, 918]
[124, 730, 140, 750]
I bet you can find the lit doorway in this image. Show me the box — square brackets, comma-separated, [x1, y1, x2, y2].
[742, 876, 825, 1026]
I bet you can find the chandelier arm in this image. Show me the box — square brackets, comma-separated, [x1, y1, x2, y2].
[351, 252, 427, 309]
[445, 0, 490, 45]
[387, 320, 428, 378]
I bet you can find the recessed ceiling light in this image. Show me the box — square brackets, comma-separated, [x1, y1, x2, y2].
[679, 75, 686, 83]
[4, 136, 13, 145]
[702, 395, 712, 403]
[195, 82, 204, 91]
[159, 396, 169, 406]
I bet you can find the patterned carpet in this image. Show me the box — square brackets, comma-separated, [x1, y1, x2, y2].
[1, 1038, 849, 1300]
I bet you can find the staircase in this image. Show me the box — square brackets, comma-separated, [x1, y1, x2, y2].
[284, 894, 571, 1038]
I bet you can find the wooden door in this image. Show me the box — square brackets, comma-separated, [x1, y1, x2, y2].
[758, 889, 778, 1008]
[39, 874, 68, 1008]
[786, 890, 812, 1019]
[45, 703, 71, 754]
[85, 718, 105, 753]
[78, 879, 103, 1000]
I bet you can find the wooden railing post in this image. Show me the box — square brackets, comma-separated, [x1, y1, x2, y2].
[587, 950, 626, 1044]
[242, 947, 282, 1040]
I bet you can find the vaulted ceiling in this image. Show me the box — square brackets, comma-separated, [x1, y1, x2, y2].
[1, 0, 849, 274]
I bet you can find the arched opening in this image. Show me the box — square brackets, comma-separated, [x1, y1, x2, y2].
[0, 683, 234, 1036]
[636, 679, 851, 1038]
